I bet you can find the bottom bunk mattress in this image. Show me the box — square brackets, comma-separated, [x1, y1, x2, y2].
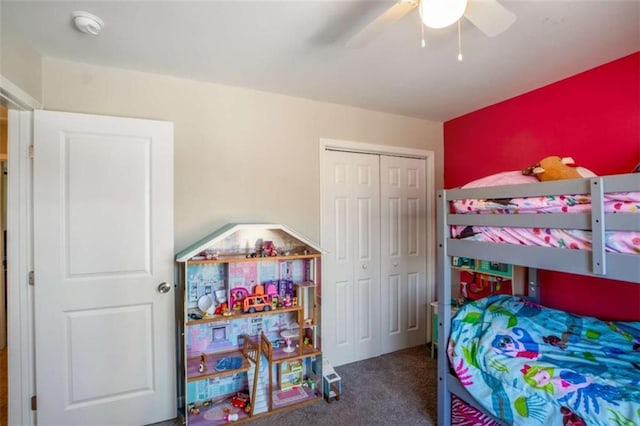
[448, 295, 640, 425]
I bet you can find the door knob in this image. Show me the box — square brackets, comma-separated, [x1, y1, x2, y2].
[362, 264, 367, 270]
[158, 282, 172, 294]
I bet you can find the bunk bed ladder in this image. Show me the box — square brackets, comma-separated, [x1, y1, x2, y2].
[436, 191, 452, 426]
[590, 177, 606, 276]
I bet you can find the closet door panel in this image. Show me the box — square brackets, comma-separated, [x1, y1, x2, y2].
[357, 278, 374, 342]
[408, 272, 420, 330]
[387, 274, 401, 334]
[335, 279, 352, 346]
[380, 155, 427, 354]
[323, 151, 380, 366]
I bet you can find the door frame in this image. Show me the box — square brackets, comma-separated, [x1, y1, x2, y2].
[318, 138, 437, 356]
[1, 75, 40, 426]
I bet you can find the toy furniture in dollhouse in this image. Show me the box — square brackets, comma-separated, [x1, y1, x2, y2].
[280, 329, 298, 353]
[176, 223, 324, 425]
[322, 360, 342, 403]
[279, 360, 303, 390]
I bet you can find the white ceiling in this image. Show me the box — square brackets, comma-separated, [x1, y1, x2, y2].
[2, 0, 639, 121]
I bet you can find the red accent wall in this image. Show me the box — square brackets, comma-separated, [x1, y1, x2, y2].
[444, 52, 640, 321]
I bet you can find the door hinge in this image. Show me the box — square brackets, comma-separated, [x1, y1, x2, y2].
[28, 145, 34, 159]
[28, 270, 34, 286]
[31, 395, 37, 410]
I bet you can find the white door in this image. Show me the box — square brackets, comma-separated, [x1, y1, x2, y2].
[322, 150, 381, 367]
[33, 110, 176, 426]
[380, 155, 427, 354]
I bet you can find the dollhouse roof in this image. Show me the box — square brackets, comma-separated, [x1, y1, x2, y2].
[175, 223, 324, 262]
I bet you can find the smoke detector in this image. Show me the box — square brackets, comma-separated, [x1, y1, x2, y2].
[72, 11, 104, 36]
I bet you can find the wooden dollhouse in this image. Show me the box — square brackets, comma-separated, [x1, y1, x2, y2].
[176, 223, 323, 424]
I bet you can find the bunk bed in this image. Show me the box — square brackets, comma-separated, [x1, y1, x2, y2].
[436, 173, 640, 426]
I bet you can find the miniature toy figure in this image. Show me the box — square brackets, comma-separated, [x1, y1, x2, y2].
[225, 413, 239, 422]
[283, 295, 292, 308]
[215, 302, 228, 315]
[204, 249, 218, 260]
[199, 354, 207, 373]
[262, 241, 278, 257]
[188, 403, 200, 416]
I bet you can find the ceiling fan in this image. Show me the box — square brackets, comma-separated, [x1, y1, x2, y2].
[346, 0, 516, 48]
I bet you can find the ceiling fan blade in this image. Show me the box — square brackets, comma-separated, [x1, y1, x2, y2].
[346, 0, 418, 48]
[464, 0, 516, 37]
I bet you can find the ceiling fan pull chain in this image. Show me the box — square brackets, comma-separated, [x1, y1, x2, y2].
[419, 4, 426, 48]
[457, 19, 463, 61]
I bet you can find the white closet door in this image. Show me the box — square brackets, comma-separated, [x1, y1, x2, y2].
[322, 150, 381, 367]
[380, 155, 427, 354]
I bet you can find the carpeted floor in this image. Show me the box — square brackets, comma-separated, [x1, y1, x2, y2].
[152, 344, 438, 426]
[250, 344, 438, 425]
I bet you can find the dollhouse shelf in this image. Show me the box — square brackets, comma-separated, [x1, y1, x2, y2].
[188, 253, 321, 265]
[270, 347, 322, 364]
[186, 306, 303, 326]
[186, 349, 250, 382]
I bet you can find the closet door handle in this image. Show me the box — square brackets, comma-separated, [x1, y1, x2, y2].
[362, 264, 367, 270]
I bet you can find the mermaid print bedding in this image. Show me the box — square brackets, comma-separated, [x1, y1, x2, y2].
[448, 295, 640, 425]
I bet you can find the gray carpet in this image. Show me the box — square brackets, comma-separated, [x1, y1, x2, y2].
[251, 345, 438, 426]
[155, 345, 438, 425]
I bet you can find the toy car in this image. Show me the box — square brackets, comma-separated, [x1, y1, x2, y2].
[243, 295, 272, 313]
[231, 392, 250, 409]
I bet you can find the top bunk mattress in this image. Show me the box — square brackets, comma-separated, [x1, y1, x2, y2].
[447, 172, 640, 255]
[451, 171, 640, 215]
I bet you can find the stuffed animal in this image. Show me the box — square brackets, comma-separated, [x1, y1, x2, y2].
[522, 156, 596, 182]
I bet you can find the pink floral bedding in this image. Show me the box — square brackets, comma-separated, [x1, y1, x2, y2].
[450, 173, 640, 255]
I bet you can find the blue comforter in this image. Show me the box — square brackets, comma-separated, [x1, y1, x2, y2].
[448, 295, 640, 425]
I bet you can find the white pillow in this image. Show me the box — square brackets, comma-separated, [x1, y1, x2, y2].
[461, 171, 538, 189]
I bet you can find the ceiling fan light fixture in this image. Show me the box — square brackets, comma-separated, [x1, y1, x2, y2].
[419, 0, 468, 29]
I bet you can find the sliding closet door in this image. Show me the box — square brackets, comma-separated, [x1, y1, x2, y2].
[380, 155, 427, 354]
[322, 150, 381, 367]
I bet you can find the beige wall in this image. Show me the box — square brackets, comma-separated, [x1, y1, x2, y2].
[0, 22, 43, 103]
[42, 58, 444, 251]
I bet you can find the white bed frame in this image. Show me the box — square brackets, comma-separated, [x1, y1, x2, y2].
[436, 173, 640, 426]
